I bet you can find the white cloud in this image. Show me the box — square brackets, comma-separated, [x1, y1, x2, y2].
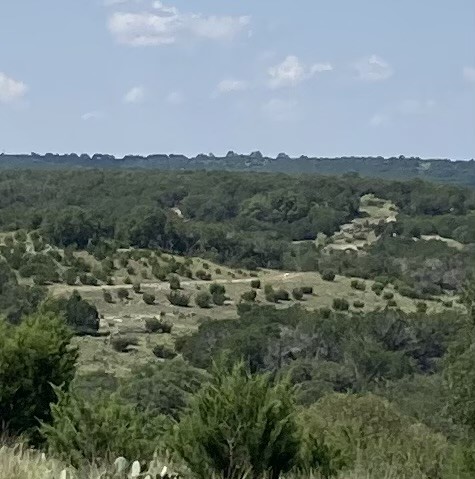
[369, 113, 389, 127]
[268, 55, 332, 88]
[166, 90, 184, 105]
[108, 2, 250, 47]
[81, 111, 103, 121]
[354, 55, 393, 82]
[124, 86, 145, 103]
[463, 66, 475, 84]
[0, 72, 28, 104]
[217, 79, 249, 94]
[262, 98, 298, 122]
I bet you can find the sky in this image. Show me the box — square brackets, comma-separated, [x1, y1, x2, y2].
[0, 0, 474, 159]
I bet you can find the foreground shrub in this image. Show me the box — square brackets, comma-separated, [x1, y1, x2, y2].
[301, 286, 313, 295]
[382, 291, 394, 300]
[102, 289, 113, 303]
[250, 279, 261, 289]
[42, 389, 170, 466]
[117, 288, 129, 301]
[169, 274, 181, 290]
[274, 289, 290, 301]
[299, 393, 448, 478]
[371, 282, 384, 295]
[209, 283, 226, 296]
[174, 362, 301, 479]
[0, 313, 77, 440]
[212, 291, 226, 305]
[196, 269, 212, 281]
[132, 281, 141, 294]
[353, 300, 365, 309]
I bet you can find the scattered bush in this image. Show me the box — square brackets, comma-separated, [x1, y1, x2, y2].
[145, 318, 172, 334]
[301, 286, 313, 295]
[102, 290, 113, 303]
[383, 291, 394, 300]
[250, 279, 261, 289]
[215, 268, 222, 274]
[274, 289, 290, 301]
[169, 274, 181, 290]
[195, 291, 212, 308]
[372, 282, 384, 295]
[322, 270, 336, 282]
[353, 300, 365, 308]
[416, 302, 428, 314]
[351, 279, 366, 291]
[111, 335, 138, 353]
[387, 299, 398, 307]
[126, 265, 135, 276]
[167, 291, 190, 307]
[212, 292, 226, 306]
[443, 300, 453, 308]
[209, 283, 226, 296]
[117, 288, 130, 301]
[142, 292, 156, 305]
[196, 269, 212, 281]
[123, 276, 132, 285]
[152, 344, 177, 360]
[132, 281, 141, 294]
[292, 288, 304, 300]
[202, 262, 210, 270]
[241, 290, 257, 302]
[332, 298, 349, 311]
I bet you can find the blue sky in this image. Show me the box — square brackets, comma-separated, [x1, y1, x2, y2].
[0, 0, 474, 159]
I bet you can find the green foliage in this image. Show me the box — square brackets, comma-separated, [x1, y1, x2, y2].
[209, 282, 226, 296]
[292, 288, 304, 300]
[251, 279, 261, 289]
[174, 362, 301, 479]
[79, 273, 98, 286]
[350, 279, 366, 291]
[63, 268, 77, 285]
[322, 271, 336, 282]
[274, 288, 290, 302]
[241, 290, 257, 302]
[41, 291, 99, 334]
[416, 302, 428, 314]
[169, 274, 181, 290]
[152, 344, 177, 360]
[111, 335, 138, 352]
[332, 298, 349, 311]
[142, 292, 156, 305]
[117, 288, 129, 300]
[42, 388, 170, 466]
[353, 300, 365, 308]
[144, 317, 172, 333]
[0, 313, 77, 440]
[167, 290, 190, 307]
[212, 291, 226, 305]
[195, 291, 212, 309]
[132, 281, 141, 294]
[301, 286, 313, 295]
[300, 393, 448, 478]
[382, 291, 394, 300]
[196, 269, 212, 281]
[102, 289, 113, 303]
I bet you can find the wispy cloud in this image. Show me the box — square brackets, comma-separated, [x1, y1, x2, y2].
[354, 55, 393, 82]
[81, 111, 103, 121]
[217, 79, 249, 94]
[108, 2, 250, 46]
[123, 86, 145, 104]
[0, 72, 28, 104]
[268, 55, 332, 88]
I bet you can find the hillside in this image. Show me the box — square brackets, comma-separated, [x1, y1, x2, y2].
[2, 152, 475, 187]
[2, 168, 475, 478]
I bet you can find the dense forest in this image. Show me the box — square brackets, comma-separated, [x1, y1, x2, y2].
[2, 152, 475, 187]
[1, 167, 475, 478]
